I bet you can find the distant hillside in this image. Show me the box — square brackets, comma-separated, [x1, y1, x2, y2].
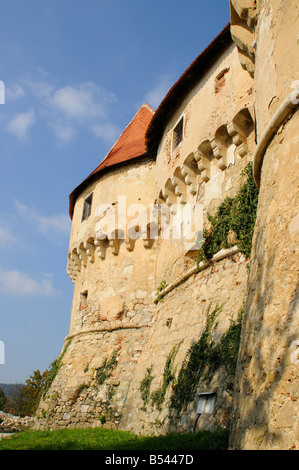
[0, 383, 24, 398]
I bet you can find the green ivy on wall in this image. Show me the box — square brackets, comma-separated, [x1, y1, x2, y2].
[150, 341, 183, 411]
[197, 162, 259, 264]
[139, 366, 155, 410]
[42, 338, 72, 398]
[95, 350, 118, 385]
[169, 303, 223, 415]
[139, 303, 244, 423]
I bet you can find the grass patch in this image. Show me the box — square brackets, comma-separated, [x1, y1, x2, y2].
[0, 427, 229, 450]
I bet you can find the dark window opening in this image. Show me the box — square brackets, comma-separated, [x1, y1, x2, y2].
[80, 291, 88, 310]
[173, 117, 184, 150]
[82, 193, 93, 221]
[215, 68, 230, 93]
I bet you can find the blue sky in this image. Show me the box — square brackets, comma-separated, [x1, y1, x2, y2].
[0, 0, 230, 384]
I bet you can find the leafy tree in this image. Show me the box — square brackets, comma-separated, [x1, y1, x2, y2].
[20, 369, 49, 416]
[0, 388, 7, 411]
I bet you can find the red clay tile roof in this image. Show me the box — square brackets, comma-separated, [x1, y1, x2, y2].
[145, 23, 231, 155]
[69, 103, 155, 219]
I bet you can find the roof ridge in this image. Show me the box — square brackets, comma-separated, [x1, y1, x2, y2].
[99, 103, 154, 165]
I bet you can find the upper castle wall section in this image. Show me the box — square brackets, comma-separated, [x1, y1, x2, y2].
[67, 158, 156, 288]
[154, 43, 255, 213]
[148, 35, 256, 284]
[154, 43, 255, 203]
[69, 159, 155, 251]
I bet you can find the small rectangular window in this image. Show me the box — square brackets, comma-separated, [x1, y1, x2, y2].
[173, 117, 184, 151]
[82, 193, 93, 221]
[80, 291, 88, 310]
[215, 68, 229, 93]
[195, 392, 216, 414]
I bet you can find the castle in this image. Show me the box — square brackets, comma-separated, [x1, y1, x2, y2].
[37, 1, 298, 450]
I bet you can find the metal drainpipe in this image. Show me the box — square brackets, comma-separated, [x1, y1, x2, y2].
[193, 414, 201, 434]
[253, 89, 299, 188]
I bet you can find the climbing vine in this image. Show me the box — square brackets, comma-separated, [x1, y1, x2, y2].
[150, 341, 182, 410]
[95, 350, 118, 385]
[169, 303, 223, 415]
[139, 365, 155, 410]
[197, 162, 259, 264]
[41, 338, 72, 398]
[210, 305, 244, 391]
[169, 303, 243, 418]
[156, 280, 168, 302]
[138, 303, 244, 425]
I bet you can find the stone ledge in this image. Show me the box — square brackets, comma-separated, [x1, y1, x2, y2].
[153, 245, 240, 303]
[65, 319, 151, 342]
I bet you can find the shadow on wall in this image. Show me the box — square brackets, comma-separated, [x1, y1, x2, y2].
[230, 205, 298, 448]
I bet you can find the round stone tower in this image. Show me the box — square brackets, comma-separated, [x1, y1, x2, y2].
[37, 104, 161, 428]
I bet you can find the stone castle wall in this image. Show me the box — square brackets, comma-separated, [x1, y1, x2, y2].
[228, 0, 299, 450]
[36, 1, 298, 449]
[38, 246, 248, 433]
[36, 36, 257, 436]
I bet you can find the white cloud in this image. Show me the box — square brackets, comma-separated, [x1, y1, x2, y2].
[24, 78, 55, 99]
[91, 123, 121, 143]
[0, 266, 56, 296]
[15, 201, 71, 242]
[3, 72, 119, 145]
[51, 83, 110, 119]
[0, 225, 17, 247]
[143, 74, 173, 109]
[0, 218, 24, 250]
[44, 81, 118, 143]
[49, 122, 75, 143]
[5, 84, 25, 101]
[6, 109, 35, 140]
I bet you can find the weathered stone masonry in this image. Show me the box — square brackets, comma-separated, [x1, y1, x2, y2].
[37, 26, 257, 435]
[36, 2, 298, 450]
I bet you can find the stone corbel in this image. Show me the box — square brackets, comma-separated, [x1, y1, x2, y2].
[125, 237, 134, 251]
[230, 25, 255, 61]
[162, 186, 177, 207]
[230, 1, 256, 77]
[180, 164, 197, 194]
[227, 121, 243, 146]
[230, 0, 257, 30]
[178, 193, 187, 205]
[70, 250, 81, 273]
[126, 224, 141, 251]
[237, 141, 248, 157]
[94, 239, 106, 259]
[108, 237, 119, 255]
[171, 176, 187, 204]
[227, 121, 248, 158]
[193, 150, 211, 182]
[83, 241, 95, 264]
[143, 233, 151, 249]
[210, 138, 227, 170]
[78, 245, 88, 267]
[67, 258, 77, 283]
[171, 176, 185, 197]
